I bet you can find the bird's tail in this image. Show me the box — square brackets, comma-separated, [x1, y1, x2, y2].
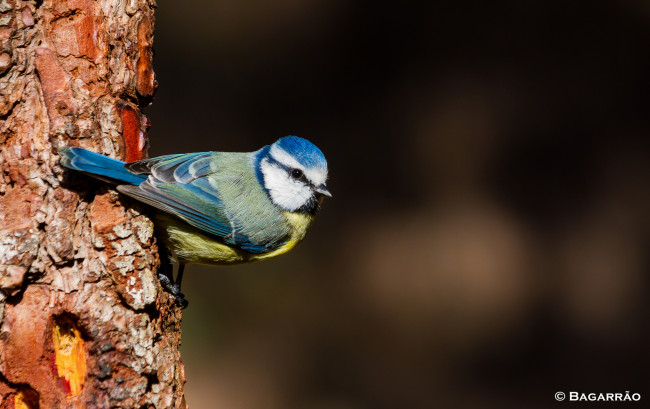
[59, 147, 147, 186]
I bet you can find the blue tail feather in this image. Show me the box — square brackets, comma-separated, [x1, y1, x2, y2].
[59, 147, 147, 186]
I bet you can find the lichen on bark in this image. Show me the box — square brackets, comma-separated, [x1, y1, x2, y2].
[0, 1, 185, 408]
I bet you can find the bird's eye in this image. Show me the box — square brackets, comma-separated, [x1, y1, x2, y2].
[290, 169, 303, 179]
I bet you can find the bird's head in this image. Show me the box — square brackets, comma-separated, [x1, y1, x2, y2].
[256, 136, 331, 214]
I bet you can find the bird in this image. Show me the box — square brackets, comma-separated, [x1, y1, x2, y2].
[59, 136, 331, 307]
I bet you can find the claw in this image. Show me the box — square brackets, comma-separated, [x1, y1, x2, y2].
[158, 271, 189, 308]
[175, 296, 189, 309]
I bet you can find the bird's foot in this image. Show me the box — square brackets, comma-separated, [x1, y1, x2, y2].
[158, 273, 189, 309]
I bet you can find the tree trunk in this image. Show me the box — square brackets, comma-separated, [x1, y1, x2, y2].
[0, 1, 186, 408]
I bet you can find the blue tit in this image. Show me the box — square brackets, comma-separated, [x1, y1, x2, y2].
[59, 136, 331, 303]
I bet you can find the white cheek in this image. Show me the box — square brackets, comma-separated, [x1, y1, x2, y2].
[261, 162, 312, 211]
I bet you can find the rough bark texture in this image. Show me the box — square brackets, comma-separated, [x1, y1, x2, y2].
[0, 1, 186, 408]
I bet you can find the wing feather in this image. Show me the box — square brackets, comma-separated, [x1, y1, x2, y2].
[118, 153, 275, 254]
[125, 152, 214, 183]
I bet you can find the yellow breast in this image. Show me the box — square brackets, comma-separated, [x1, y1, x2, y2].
[157, 212, 314, 266]
[251, 212, 313, 261]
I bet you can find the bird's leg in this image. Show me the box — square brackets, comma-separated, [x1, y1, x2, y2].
[157, 247, 189, 308]
[157, 261, 175, 293]
[172, 263, 188, 309]
[175, 263, 185, 288]
[157, 243, 174, 287]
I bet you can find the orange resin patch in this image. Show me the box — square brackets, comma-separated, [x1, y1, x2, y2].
[52, 321, 87, 397]
[119, 103, 146, 162]
[13, 390, 38, 409]
[14, 392, 30, 409]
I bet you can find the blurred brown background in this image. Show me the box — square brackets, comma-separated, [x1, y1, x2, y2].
[145, 1, 650, 408]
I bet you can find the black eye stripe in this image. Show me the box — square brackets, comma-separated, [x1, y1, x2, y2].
[265, 156, 316, 188]
[292, 170, 311, 185]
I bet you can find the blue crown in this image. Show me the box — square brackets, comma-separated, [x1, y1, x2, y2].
[275, 136, 327, 169]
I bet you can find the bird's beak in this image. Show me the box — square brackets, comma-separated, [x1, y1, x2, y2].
[314, 184, 332, 197]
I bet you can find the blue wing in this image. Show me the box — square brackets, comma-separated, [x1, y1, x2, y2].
[119, 153, 273, 254]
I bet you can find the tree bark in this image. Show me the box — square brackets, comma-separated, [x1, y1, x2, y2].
[0, 1, 186, 408]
